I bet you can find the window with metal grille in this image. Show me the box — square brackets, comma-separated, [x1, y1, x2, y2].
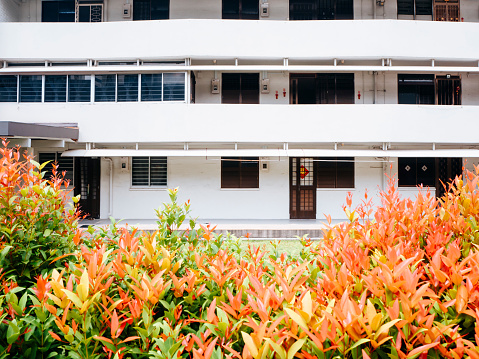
[398, 157, 435, 187]
[141, 74, 162, 101]
[397, 0, 432, 16]
[0, 76, 17, 103]
[38, 152, 75, 184]
[132, 157, 167, 187]
[41, 0, 75, 22]
[222, 73, 259, 104]
[95, 75, 116, 102]
[221, 157, 259, 188]
[45, 75, 67, 102]
[133, 0, 169, 20]
[289, 0, 353, 20]
[117, 75, 139, 102]
[223, 0, 259, 19]
[317, 157, 354, 188]
[20, 75, 42, 103]
[68, 75, 91, 102]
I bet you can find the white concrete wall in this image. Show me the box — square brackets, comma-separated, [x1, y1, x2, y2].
[0, 0, 20, 22]
[107, 156, 290, 219]
[3, 20, 479, 61]
[3, 102, 479, 144]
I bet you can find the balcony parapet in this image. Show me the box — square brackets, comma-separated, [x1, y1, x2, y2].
[1, 20, 479, 63]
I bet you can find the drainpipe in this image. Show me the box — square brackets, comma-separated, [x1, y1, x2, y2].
[373, 71, 377, 104]
[104, 157, 113, 217]
[373, 0, 376, 19]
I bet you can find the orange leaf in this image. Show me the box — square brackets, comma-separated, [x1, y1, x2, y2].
[456, 285, 469, 314]
[111, 310, 119, 338]
[406, 343, 439, 358]
[49, 331, 65, 342]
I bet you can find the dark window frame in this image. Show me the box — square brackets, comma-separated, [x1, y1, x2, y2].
[398, 157, 436, 187]
[397, 0, 432, 16]
[133, 0, 169, 20]
[290, 73, 354, 104]
[221, 157, 259, 189]
[222, 0, 259, 19]
[222, 73, 260, 104]
[316, 157, 355, 189]
[398, 74, 461, 105]
[38, 152, 75, 184]
[289, 0, 353, 20]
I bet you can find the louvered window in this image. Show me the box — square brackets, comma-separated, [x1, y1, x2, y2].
[290, 0, 353, 20]
[20, 75, 42, 103]
[38, 152, 74, 184]
[0, 76, 17, 102]
[132, 157, 167, 187]
[45, 75, 67, 102]
[68, 75, 91, 102]
[163, 73, 185, 101]
[317, 157, 354, 188]
[221, 157, 259, 188]
[117, 75, 139, 102]
[41, 0, 75, 22]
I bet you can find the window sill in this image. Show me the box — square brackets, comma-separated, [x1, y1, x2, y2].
[317, 188, 356, 191]
[220, 188, 260, 191]
[129, 187, 168, 191]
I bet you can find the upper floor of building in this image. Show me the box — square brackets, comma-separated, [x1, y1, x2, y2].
[1, 0, 479, 23]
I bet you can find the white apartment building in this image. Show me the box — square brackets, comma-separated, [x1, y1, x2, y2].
[1, 0, 479, 220]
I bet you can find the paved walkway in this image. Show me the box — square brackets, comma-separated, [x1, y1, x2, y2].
[79, 218, 344, 239]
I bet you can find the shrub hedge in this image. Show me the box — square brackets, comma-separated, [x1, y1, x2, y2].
[1, 142, 479, 359]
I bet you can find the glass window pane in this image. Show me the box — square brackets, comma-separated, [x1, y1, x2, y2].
[42, 0, 75, 22]
[222, 73, 241, 104]
[45, 75, 67, 102]
[0, 76, 17, 102]
[163, 73, 185, 101]
[132, 157, 150, 186]
[223, 0, 240, 18]
[150, 0, 169, 19]
[150, 157, 167, 186]
[117, 74, 138, 102]
[141, 74, 162, 101]
[20, 75, 42, 103]
[241, 0, 259, 19]
[240, 73, 259, 104]
[95, 75, 116, 102]
[68, 75, 91, 102]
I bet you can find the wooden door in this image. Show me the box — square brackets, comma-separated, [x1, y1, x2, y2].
[75, 158, 101, 219]
[290, 158, 316, 219]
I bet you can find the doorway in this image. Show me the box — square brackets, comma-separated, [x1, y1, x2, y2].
[290, 158, 316, 219]
[75, 158, 101, 219]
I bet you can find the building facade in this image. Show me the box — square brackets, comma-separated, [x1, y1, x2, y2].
[1, 0, 479, 220]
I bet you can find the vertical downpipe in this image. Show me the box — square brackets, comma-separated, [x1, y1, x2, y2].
[104, 158, 113, 217]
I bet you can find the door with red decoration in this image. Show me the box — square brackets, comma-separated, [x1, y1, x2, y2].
[290, 158, 316, 219]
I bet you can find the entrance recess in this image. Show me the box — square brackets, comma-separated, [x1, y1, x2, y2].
[290, 158, 316, 219]
[75, 158, 101, 219]
[436, 158, 462, 198]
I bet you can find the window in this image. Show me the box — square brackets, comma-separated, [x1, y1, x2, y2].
[398, 74, 461, 105]
[0, 76, 17, 103]
[434, 0, 459, 21]
[397, 0, 432, 16]
[68, 75, 91, 102]
[398, 157, 435, 187]
[290, 73, 354, 104]
[163, 73, 185, 101]
[222, 73, 259, 104]
[289, 0, 353, 20]
[45, 75, 67, 102]
[95, 75, 116, 102]
[398, 75, 434, 104]
[133, 0, 169, 20]
[77, 1, 104, 22]
[42, 0, 75, 22]
[223, 0, 259, 19]
[317, 157, 354, 188]
[38, 152, 74, 183]
[141, 74, 162, 101]
[132, 157, 167, 187]
[20, 75, 42, 103]
[221, 157, 259, 188]
[117, 75, 139, 102]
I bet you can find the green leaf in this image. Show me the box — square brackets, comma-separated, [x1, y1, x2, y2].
[346, 338, 371, 354]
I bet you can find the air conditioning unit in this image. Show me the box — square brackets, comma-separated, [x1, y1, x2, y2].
[260, 157, 269, 171]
